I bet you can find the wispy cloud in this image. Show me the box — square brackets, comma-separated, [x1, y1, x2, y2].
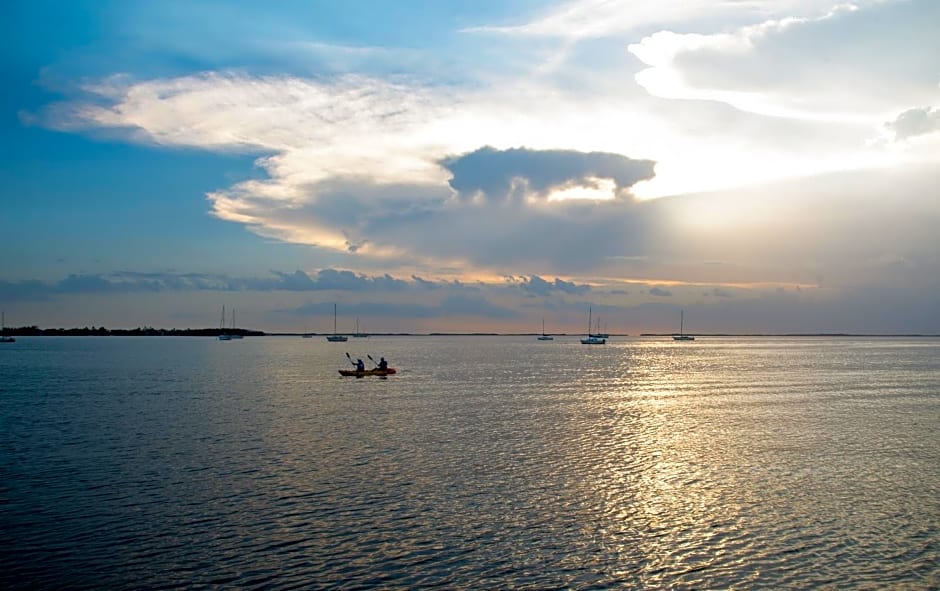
[463, 0, 856, 39]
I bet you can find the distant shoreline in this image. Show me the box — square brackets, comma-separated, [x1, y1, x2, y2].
[2, 327, 938, 338]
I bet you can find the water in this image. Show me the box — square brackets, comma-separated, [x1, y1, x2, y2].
[2, 336, 938, 589]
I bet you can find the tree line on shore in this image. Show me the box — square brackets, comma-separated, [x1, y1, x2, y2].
[1, 326, 266, 337]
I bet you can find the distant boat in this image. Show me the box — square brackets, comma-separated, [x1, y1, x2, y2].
[326, 304, 348, 342]
[590, 317, 609, 339]
[230, 309, 243, 339]
[581, 306, 606, 345]
[537, 318, 553, 341]
[218, 306, 232, 340]
[1, 311, 14, 343]
[353, 317, 368, 338]
[673, 310, 695, 341]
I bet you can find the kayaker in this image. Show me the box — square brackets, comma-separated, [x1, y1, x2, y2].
[355, 358, 365, 372]
[378, 357, 388, 370]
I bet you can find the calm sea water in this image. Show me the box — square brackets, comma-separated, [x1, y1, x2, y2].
[1, 336, 938, 589]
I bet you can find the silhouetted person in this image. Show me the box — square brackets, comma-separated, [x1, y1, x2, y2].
[378, 357, 388, 370]
[355, 358, 365, 372]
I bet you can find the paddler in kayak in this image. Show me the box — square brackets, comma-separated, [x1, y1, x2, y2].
[378, 357, 388, 370]
[354, 358, 365, 372]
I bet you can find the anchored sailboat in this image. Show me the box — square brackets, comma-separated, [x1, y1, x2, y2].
[1, 311, 15, 343]
[537, 318, 554, 341]
[590, 318, 609, 339]
[218, 306, 232, 340]
[230, 308, 243, 339]
[581, 306, 605, 345]
[326, 304, 347, 342]
[673, 310, 695, 341]
[353, 317, 368, 338]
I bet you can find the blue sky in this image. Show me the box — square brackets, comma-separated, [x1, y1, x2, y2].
[2, 0, 939, 334]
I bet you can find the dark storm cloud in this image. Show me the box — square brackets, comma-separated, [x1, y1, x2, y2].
[440, 146, 655, 202]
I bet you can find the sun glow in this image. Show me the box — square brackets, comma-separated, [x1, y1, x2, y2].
[547, 177, 617, 201]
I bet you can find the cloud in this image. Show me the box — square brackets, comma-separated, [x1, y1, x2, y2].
[411, 275, 442, 290]
[518, 275, 591, 296]
[15, 162, 940, 304]
[464, 0, 849, 40]
[885, 106, 940, 141]
[201, 145, 663, 275]
[650, 286, 672, 297]
[627, 1, 940, 121]
[0, 269, 420, 298]
[269, 270, 317, 291]
[441, 146, 654, 202]
[0, 269, 587, 301]
[41, 72, 456, 185]
[312, 269, 408, 292]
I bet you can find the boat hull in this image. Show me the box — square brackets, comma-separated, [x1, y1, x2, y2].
[339, 368, 397, 377]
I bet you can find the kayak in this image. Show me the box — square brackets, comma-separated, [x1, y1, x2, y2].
[339, 367, 397, 377]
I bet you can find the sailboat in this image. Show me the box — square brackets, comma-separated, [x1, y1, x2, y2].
[537, 318, 553, 341]
[1, 311, 15, 343]
[590, 317, 609, 339]
[326, 304, 348, 342]
[218, 306, 232, 340]
[580, 306, 606, 344]
[353, 317, 368, 338]
[229, 308, 244, 339]
[673, 310, 695, 341]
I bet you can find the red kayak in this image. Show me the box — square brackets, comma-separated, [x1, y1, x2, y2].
[338, 367, 397, 377]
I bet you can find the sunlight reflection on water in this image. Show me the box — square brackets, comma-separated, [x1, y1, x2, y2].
[1, 336, 938, 589]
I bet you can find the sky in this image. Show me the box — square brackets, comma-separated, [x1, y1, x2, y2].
[2, 0, 938, 334]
